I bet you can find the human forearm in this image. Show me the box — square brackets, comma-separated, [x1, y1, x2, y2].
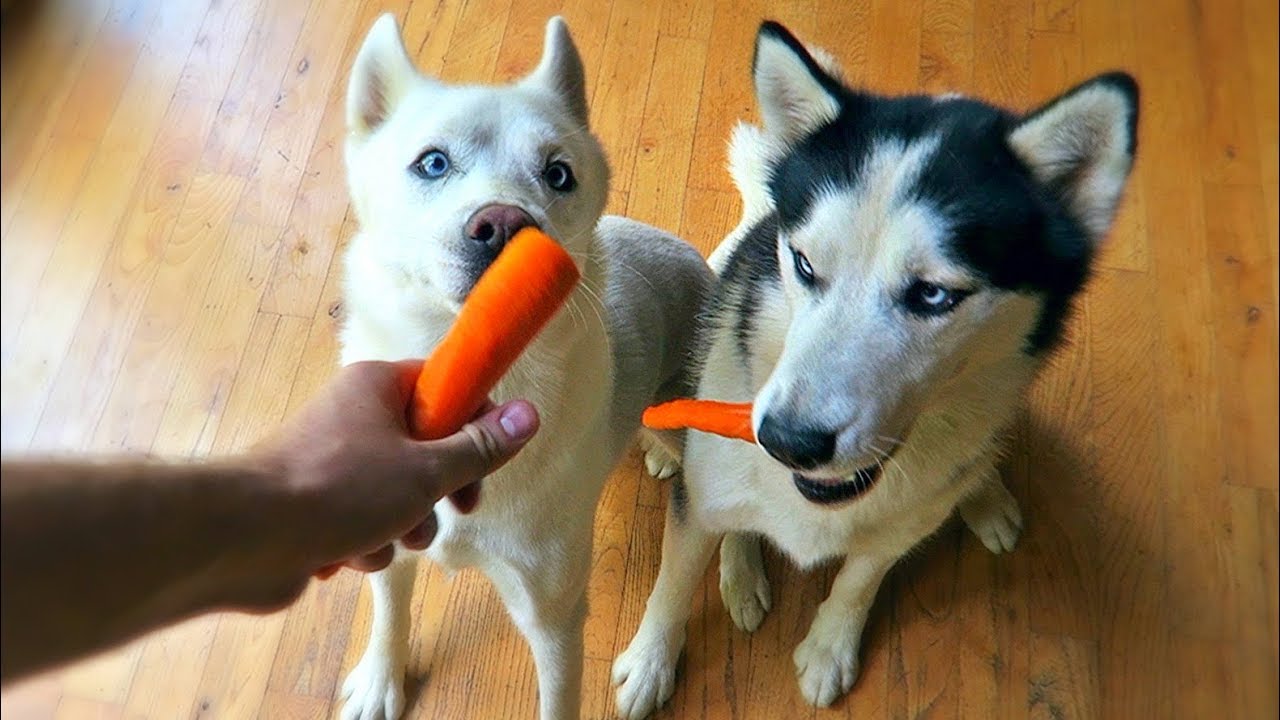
[0, 361, 539, 684]
[0, 456, 301, 682]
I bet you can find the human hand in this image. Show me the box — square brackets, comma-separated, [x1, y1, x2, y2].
[249, 360, 538, 593]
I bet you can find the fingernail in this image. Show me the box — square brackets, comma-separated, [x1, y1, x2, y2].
[498, 402, 537, 441]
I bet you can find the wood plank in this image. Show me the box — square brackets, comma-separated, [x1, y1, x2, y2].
[0, 675, 62, 719]
[233, 0, 362, 229]
[866, 0, 924, 95]
[0, 0, 112, 231]
[1242, 0, 1278, 185]
[198, 0, 310, 177]
[586, 459, 644, 660]
[687, 0, 763, 195]
[587, 0, 662, 196]
[150, 222, 282, 457]
[53, 696, 123, 720]
[33, 166, 240, 454]
[207, 311, 310, 455]
[1193, 0, 1263, 186]
[189, 614, 287, 719]
[1202, 183, 1279, 489]
[659, 0, 715, 41]
[1031, 0, 1075, 33]
[119, 617, 218, 720]
[1027, 634, 1099, 720]
[437, 0, 512, 84]
[895, 530, 961, 720]
[971, 0, 1030, 107]
[626, 33, 708, 234]
[0, 137, 98, 379]
[1086, 268, 1173, 718]
[48, 0, 160, 144]
[56, 642, 144, 706]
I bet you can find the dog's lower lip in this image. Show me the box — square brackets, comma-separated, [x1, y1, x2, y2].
[792, 464, 882, 505]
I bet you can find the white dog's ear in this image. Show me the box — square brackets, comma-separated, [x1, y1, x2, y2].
[752, 21, 842, 144]
[347, 14, 418, 136]
[521, 16, 588, 126]
[1009, 72, 1139, 241]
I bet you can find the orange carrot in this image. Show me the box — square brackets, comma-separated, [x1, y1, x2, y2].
[410, 227, 580, 440]
[315, 228, 578, 581]
[642, 399, 756, 443]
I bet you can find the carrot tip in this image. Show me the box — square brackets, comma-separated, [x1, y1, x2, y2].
[642, 398, 757, 444]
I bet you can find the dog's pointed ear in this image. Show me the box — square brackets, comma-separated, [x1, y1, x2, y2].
[752, 21, 842, 143]
[522, 17, 588, 126]
[1009, 72, 1139, 241]
[347, 14, 418, 137]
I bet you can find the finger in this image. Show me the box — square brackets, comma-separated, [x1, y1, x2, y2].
[400, 513, 439, 550]
[408, 400, 539, 496]
[448, 482, 481, 514]
[346, 544, 396, 573]
[340, 360, 425, 418]
[390, 359, 425, 405]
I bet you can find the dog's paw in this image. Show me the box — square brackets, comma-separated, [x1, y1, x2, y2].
[793, 626, 861, 707]
[719, 537, 771, 633]
[340, 655, 405, 720]
[958, 480, 1023, 555]
[639, 431, 681, 480]
[611, 626, 682, 719]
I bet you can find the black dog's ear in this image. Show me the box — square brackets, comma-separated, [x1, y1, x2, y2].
[1008, 72, 1139, 242]
[347, 14, 419, 137]
[752, 21, 843, 144]
[520, 16, 589, 127]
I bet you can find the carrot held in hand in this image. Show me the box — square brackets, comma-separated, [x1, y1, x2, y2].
[642, 399, 756, 444]
[410, 227, 580, 441]
[315, 228, 578, 581]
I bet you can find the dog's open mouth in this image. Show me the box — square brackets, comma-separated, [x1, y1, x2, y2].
[792, 464, 882, 505]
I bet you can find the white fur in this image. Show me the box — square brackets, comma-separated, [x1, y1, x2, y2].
[338, 15, 711, 720]
[614, 28, 1133, 716]
[1009, 83, 1137, 237]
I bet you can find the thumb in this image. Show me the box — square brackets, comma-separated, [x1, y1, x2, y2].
[410, 400, 540, 496]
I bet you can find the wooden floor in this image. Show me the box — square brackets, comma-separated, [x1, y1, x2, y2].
[1, 0, 1276, 718]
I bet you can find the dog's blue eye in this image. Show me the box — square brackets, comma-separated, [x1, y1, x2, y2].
[544, 161, 576, 192]
[904, 280, 969, 316]
[413, 150, 451, 179]
[791, 247, 816, 286]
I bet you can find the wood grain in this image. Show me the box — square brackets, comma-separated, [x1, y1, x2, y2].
[1, 1, 1275, 718]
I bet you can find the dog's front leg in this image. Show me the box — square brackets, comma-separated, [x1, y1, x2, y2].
[791, 551, 896, 707]
[612, 480, 720, 720]
[793, 497, 953, 708]
[956, 458, 1023, 554]
[340, 553, 417, 720]
[519, 591, 587, 720]
[487, 528, 592, 720]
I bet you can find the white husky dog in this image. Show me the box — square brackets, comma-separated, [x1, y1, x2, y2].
[612, 21, 1138, 716]
[337, 15, 712, 720]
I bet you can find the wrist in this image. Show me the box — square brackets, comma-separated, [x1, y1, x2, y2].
[191, 455, 317, 613]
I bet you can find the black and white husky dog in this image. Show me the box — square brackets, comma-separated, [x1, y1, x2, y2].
[613, 20, 1138, 716]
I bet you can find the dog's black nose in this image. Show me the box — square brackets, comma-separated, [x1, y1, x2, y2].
[465, 204, 538, 249]
[757, 413, 836, 470]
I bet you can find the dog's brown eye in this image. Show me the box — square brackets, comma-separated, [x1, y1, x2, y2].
[544, 161, 576, 192]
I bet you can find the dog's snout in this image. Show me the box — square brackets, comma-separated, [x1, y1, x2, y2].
[757, 413, 836, 470]
[465, 204, 538, 248]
